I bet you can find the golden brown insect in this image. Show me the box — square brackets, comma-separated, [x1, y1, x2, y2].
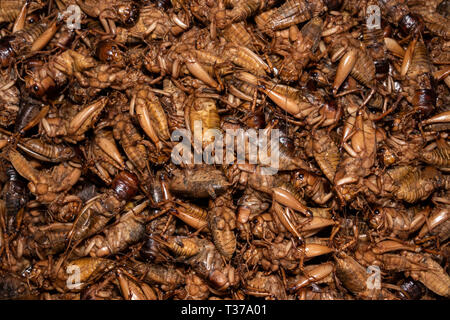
[116, 268, 158, 300]
[74, 201, 149, 257]
[0, 16, 61, 68]
[368, 206, 429, 239]
[76, 62, 154, 91]
[236, 188, 269, 239]
[224, 0, 269, 25]
[143, 170, 172, 206]
[8, 149, 81, 203]
[334, 106, 377, 203]
[133, 85, 170, 149]
[227, 164, 313, 219]
[402, 37, 436, 117]
[67, 171, 139, 244]
[257, 78, 330, 127]
[184, 237, 239, 291]
[248, 238, 333, 272]
[175, 272, 210, 300]
[221, 22, 255, 48]
[57, 257, 117, 292]
[334, 253, 397, 299]
[243, 271, 287, 300]
[252, 202, 334, 241]
[82, 129, 124, 184]
[160, 78, 187, 124]
[254, 0, 328, 34]
[26, 256, 116, 293]
[168, 165, 231, 199]
[420, 110, 450, 132]
[170, 199, 209, 231]
[186, 95, 221, 150]
[287, 262, 334, 292]
[309, 129, 340, 183]
[416, 206, 449, 242]
[47, 195, 83, 223]
[24, 49, 97, 98]
[132, 262, 185, 291]
[407, 0, 449, 39]
[404, 252, 450, 298]
[111, 113, 151, 176]
[4, 0, 43, 25]
[222, 44, 270, 77]
[13, 138, 75, 163]
[146, 29, 238, 89]
[41, 97, 107, 143]
[0, 70, 19, 128]
[378, 132, 425, 167]
[254, 127, 311, 171]
[150, 234, 201, 258]
[115, 4, 189, 42]
[292, 169, 334, 205]
[271, 17, 324, 82]
[0, 0, 29, 24]
[354, 240, 425, 273]
[387, 165, 447, 203]
[329, 35, 376, 94]
[23, 222, 74, 257]
[421, 136, 450, 169]
[75, 0, 140, 34]
[208, 192, 237, 259]
[47, 23, 76, 50]
[255, 81, 302, 116]
[247, 211, 281, 241]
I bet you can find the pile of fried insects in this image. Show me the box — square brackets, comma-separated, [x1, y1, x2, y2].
[0, 0, 449, 300]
